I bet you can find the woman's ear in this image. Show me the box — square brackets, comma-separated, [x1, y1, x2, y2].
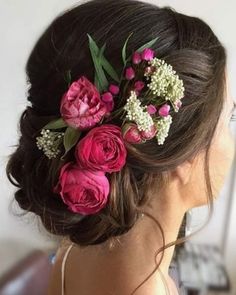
[170, 157, 196, 186]
[168, 152, 207, 208]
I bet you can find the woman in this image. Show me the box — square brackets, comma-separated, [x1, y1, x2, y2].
[6, 0, 236, 294]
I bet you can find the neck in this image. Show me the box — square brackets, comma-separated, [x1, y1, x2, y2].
[121, 189, 186, 278]
[74, 185, 187, 294]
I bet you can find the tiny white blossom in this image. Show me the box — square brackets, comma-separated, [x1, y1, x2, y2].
[36, 129, 64, 159]
[145, 58, 185, 105]
[155, 115, 173, 145]
[124, 90, 154, 132]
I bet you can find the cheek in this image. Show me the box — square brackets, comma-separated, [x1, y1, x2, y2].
[209, 126, 235, 198]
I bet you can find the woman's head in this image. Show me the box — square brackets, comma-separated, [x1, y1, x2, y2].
[6, 0, 233, 246]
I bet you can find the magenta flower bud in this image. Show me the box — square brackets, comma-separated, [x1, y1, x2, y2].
[125, 67, 135, 80]
[147, 104, 157, 115]
[101, 92, 113, 102]
[109, 84, 120, 95]
[141, 48, 155, 61]
[106, 100, 115, 112]
[132, 52, 142, 64]
[141, 125, 157, 140]
[158, 104, 170, 117]
[101, 92, 114, 112]
[134, 81, 145, 92]
[122, 123, 142, 144]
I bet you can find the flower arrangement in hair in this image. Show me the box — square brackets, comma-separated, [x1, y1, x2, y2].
[36, 32, 185, 216]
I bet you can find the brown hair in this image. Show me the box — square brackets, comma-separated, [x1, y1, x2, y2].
[6, 0, 226, 292]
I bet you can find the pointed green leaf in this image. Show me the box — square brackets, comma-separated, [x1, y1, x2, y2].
[94, 73, 99, 90]
[99, 43, 106, 59]
[98, 43, 119, 82]
[43, 118, 68, 130]
[87, 34, 108, 91]
[66, 70, 72, 87]
[87, 34, 119, 83]
[122, 32, 134, 65]
[135, 37, 159, 53]
[101, 58, 120, 82]
[63, 70, 72, 87]
[63, 127, 81, 155]
[94, 72, 102, 92]
[87, 33, 99, 54]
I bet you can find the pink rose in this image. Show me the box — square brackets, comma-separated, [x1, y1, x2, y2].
[141, 48, 155, 61]
[60, 76, 107, 130]
[75, 124, 127, 173]
[122, 123, 143, 144]
[53, 162, 110, 215]
[140, 125, 157, 140]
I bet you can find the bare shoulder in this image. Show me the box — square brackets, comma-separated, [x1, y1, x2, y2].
[47, 238, 72, 295]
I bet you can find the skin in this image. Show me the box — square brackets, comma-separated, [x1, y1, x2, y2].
[48, 75, 235, 295]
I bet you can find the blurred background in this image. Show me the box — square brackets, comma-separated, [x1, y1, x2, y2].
[0, 0, 235, 294]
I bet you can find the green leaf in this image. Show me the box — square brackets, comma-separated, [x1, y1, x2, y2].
[99, 42, 106, 59]
[87, 34, 119, 84]
[98, 42, 120, 82]
[66, 70, 72, 87]
[94, 72, 102, 92]
[101, 58, 120, 82]
[87, 34, 108, 91]
[122, 32, 134, 65]
[135, 37, 159, 53]
[62, 127, 81, 157]
[98, 43, 120, 82]
[87, 33, 99, 54]
[43, 118, 68, 130]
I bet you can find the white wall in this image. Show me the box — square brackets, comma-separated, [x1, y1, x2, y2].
[0, 0, 235, 289]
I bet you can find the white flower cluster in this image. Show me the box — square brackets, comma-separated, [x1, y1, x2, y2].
[36, 129, 64, 159]
[124, 90, 154, 132]
[145, 58, 185, 104]
[155, 115, 173, 145]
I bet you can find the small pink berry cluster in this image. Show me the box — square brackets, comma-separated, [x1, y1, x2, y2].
[101, 84, 120, 112]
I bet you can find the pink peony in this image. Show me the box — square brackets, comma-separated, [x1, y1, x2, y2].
[132, 52, 142, 64]
[53, 162, 110, 215]
[147, 104, 157, 115]
[158, 104, 170, 117]
[141, 48, 155, 61]
[122, 123, 143, 144]
[109, 84, 120, 95]
[60, 76, 107, 130]
[125, 67, 135, 80]
[75, 124, 127, 173]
